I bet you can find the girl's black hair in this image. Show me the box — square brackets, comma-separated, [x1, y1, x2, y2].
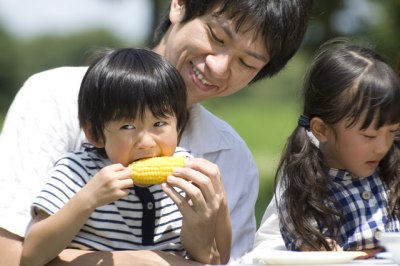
[152, 0, 314, 82]
[275, 38, 400, 251]
[78, 48, 187, 157]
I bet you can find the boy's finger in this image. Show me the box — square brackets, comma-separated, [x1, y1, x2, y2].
[167, 175, 208, 214]
[161, 182, 194, 214]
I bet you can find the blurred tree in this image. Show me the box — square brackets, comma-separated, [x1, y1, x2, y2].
[305, 0, 400, 67]
[153, 0, 170, 30]
[0, 27, 21, 111]
[0, 29, 126, 112]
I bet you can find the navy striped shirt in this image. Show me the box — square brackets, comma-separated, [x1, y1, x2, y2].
[31, 147, 192, 256]
[280, 168, 400, 251]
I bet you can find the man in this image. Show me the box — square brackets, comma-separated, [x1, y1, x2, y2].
[0, 0, 313, 265]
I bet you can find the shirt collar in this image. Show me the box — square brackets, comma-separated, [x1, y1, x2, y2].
[179, 104, 232, 158]
[324, 166, 378, 181]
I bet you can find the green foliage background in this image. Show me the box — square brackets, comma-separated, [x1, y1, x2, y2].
[1, 0, 400, 229]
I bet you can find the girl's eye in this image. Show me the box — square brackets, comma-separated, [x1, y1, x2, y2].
[208, 26, 223, 44]
[154, 121, 166, 127]
[363, 135, 376, 139]
[121, 125, 134, 130]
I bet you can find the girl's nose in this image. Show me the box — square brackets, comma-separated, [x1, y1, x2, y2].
[206, 52, 230, 79]
[375, 135, 392, 156]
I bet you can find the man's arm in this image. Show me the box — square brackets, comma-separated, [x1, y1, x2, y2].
[0, 67, 87, 238]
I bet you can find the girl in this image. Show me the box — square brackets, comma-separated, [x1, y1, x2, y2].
[275, 39, 400, 252]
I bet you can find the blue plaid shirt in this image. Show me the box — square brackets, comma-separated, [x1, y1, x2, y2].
[279, 168, 400, 251]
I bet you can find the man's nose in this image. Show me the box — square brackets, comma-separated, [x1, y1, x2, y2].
[206, 52, 230, 79]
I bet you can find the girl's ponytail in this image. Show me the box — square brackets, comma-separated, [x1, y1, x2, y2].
[275, 123, 344, 250]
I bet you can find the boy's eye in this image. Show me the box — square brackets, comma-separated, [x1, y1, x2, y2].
[154, 121, 166, 127]
[121, 125, 134, 130]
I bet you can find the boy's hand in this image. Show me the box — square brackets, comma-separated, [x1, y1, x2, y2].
[78, 164, 133, 209]
[161, 158, 226, 264]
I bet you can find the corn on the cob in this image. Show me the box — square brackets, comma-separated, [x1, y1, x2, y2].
[128, 156, 187, 184]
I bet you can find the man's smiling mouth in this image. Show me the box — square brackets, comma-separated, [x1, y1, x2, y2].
[192, 64, 214, 86]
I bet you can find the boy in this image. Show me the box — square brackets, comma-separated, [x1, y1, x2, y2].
[21, 48, 231, 266]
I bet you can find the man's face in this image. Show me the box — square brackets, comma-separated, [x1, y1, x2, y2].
[154, 2, 270, 106]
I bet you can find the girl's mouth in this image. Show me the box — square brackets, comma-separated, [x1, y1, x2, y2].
[366, 160, 379, 168]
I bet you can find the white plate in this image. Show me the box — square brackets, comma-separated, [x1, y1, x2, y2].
[254, 250, 367, 265]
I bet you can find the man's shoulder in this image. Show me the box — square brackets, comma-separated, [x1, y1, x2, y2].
[18, 66, 89, 109]
[28, 66, 88, 80]
[24, 66, 88, 90]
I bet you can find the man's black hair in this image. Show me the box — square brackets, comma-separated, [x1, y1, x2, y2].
[152, 0, 314, 83]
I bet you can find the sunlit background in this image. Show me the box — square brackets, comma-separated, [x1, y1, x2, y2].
[1, 0, 399, 229]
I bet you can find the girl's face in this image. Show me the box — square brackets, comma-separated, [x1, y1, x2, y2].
[320, 118, 399, 178]
[102, 109, 178, 168]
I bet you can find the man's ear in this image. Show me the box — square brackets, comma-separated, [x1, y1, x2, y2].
[82, 121, 105, 148]
[169, 0, 185, 25]
[310, 117, 329, 143]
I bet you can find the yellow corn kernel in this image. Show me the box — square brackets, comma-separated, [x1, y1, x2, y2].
[128, 156, 187, 184]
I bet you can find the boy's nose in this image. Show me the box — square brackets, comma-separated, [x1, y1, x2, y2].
[206, 53, 230, 80]
[135, 131, 156, 149]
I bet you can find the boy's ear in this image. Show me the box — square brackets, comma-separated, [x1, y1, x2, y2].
[82, 122, 105, 148]
[310, 117, 329, 143]
[169, 0, 185, 25]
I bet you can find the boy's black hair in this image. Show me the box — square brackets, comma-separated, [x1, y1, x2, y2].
[78, 48, 187, 157]
[152, 0, 314, 83]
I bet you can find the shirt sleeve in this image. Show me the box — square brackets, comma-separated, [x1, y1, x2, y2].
[0, 67, 87, 237]
[253, 194, 287, 250]
[31, 153, 89, 218]
[217, 149, 259, 263]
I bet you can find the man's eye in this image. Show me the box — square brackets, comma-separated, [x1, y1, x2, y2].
[121, 125, 134, 130]
[209, 26, 223, 44]
[154, 122, 166, 127]
[239, 58, 253, 69]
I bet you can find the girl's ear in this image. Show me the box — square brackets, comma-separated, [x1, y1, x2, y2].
[82, 122, 105, 148]
[169, 0, 185, 25]
[310, 117, 329, 143]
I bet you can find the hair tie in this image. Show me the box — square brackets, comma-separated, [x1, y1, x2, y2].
[298, 115, 310, 131]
